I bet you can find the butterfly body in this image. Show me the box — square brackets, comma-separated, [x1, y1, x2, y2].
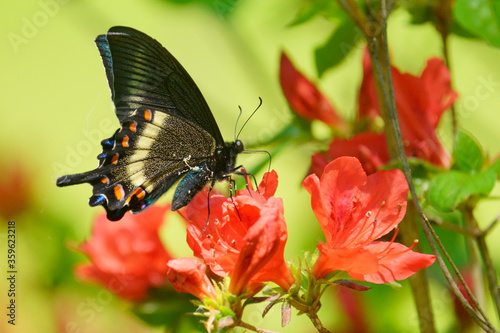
[57, 26, 243, 221]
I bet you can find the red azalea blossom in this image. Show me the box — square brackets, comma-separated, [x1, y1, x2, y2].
[167, 258, 217, 300]
[310, 133, 389, 177]
[0, 162, 32, 219]
[337, 286, 369, 333]
[75, 205, 173, 301]
[451, 267, 476, 330]
[280, 52, 350, 133]
[357, 49, 456, 168]
[284, 49, 457, 176]
[180, 171, 294, 295]
[302, 157, 435, 283]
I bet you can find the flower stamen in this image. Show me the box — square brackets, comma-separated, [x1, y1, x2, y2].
[379, 226, 399, 255]
[366, 218, 378, 241]
[350, 211, 373, 244]
[375, 203, 404, 239]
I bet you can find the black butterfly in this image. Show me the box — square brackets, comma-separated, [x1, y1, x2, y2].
[57, 26, 245, 221]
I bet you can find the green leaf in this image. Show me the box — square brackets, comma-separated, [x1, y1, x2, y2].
[315, 19, 362, 77]
[489, 157, 500, 177]
[428, 170, 496, 212]
[454, 0, 500, 47]
[132, 288, 201, 328]
[289, 0, 331, 26]
[289, 0, 349, 26]
[453, 130, 484, 172]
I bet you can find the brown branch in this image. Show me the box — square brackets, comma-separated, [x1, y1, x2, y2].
[466, 206, 500, 320]
[434, 0, 458, 140]
[400, 205, 436, 333]
[431, 218, 477, 236]
[236, 319, 282, 333]
[306, 311, 331, 333]
[480, 214, 500, 236]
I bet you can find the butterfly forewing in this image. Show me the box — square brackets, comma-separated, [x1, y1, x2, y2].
[95, 26, 224, 144]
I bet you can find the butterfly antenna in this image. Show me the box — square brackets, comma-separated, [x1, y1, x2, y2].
[236, 97, 263, 140]
[234, 105, 244, 141]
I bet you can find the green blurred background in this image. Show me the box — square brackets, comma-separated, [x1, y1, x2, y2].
[1, 0, 500, 332]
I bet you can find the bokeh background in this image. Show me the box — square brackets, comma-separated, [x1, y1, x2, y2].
[1, 0, 500, 332]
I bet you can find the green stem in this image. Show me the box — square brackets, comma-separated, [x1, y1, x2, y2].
[440, 31, 458, 142]
[466, 205, 500, 321]
[306, 311, 331, 333]
[434, 0, 458, 141]
[236, 319, 282, 333]
[400, 205, 436, 333]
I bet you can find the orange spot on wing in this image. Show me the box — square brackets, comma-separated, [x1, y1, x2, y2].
[101, 176, 109, 184]
[111, 153, 119, 165]
[129, 121, 137, 133]
[125, 187, 146, 204]
[122, 136, 129, 148]
[144, 109, 152, 121]
[135, 188, 146, 200]
[114, 185, 124, 200]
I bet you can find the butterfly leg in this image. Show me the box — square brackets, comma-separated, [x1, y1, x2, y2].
[233, 166, 259, 194]
[198, 185, 213, 238]
[198, 185, 212, 239]
[228, 177, 242, 221]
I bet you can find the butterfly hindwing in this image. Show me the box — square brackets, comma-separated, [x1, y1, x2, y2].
[58, 106, 217, 220]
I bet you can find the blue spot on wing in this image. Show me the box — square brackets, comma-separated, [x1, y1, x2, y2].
[89, 194, 107, 207]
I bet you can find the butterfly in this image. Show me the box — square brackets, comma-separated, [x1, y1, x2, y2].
[57, 26, 245, 221]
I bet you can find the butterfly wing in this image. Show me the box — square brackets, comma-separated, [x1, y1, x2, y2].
[57, 107, 217, 220]
[95, 26, 224, 144]
[57, 26, 229, 220]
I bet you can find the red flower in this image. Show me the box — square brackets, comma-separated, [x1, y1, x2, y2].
[280, 52, 350, 133]
[358, 50, 456, 168]
[288, 48, 457, 176]
[75, 205, 173, 301]
[167, 258, 217, 300]
[180, 171, 294, 295]
[310, 133, 389, 177]
[451, 267, 475, 330]
[0, 162, 31, 219]
[302, 157, 435, 283]
[337, 286, 369, 333]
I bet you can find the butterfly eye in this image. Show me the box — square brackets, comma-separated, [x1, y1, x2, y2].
[235, 140, 244, 153]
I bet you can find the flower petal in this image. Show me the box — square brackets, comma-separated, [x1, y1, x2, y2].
[358, 49, 454, 168]
[328, 133, 389, 175]
[229, 197, 283, 295]
[309, 152, 330, 178]
[245, 197, 294, 292]
[348, 241, 436, 283]
[258, 170, 278, 199]
[167, 258, 216, 300]
[303, 157, 367, 244]
[75, 205, 172, 301]
[351, 168, 408, 244]
[311, 242, 379, 280]
[280, 52, 349, 132]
